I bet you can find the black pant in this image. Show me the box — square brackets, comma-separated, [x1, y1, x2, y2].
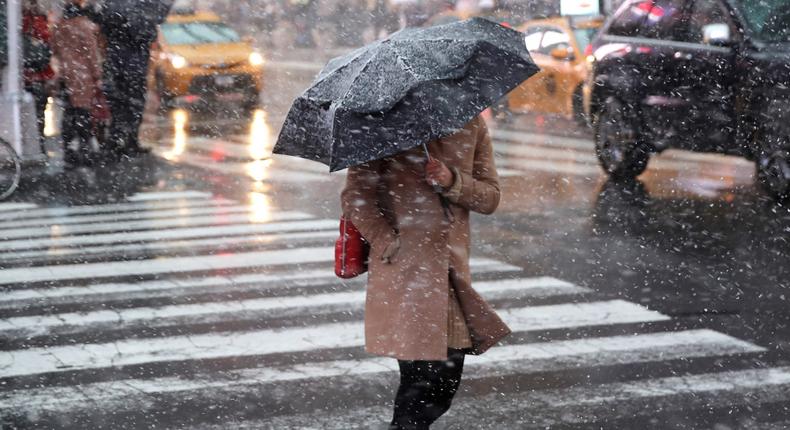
[25, 81, 48, 147]
[61, 105, 92, 155]
[390, 349, 465, 430]
[105, 48, 150, 152]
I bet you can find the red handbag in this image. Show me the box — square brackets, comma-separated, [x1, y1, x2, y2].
[335, 215, 370, 278]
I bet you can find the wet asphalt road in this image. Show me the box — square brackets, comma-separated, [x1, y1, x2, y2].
[1, 56, 790, 429]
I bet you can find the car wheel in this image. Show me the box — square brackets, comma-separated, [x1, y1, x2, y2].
[243, 92, 260, 114]
[572, 86, 587, 127]
[755, 127, 790, 200]
[156, 73, 172, 115]
[594, 96, 650, 179]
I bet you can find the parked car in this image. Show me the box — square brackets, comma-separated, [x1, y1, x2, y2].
[150, 10, 264, 113]
[505, 16, 603, 123]
[585, 0, 790, 199]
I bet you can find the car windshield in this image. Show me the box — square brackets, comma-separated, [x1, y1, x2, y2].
[573, 27, 597, 50]
[161, 22, 241, 45]
[734, 0, 790, 42]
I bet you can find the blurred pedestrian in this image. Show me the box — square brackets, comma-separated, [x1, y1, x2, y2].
[341, 115, 510, 429]
[88, 0, 173, 159]
[51, 0, 103, 166]
[22, 0, 54, 151]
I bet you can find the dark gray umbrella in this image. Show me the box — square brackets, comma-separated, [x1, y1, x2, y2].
[99, 0, 174, 42]
[274, 17, 539, 172]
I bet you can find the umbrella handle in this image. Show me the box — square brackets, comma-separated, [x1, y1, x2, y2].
[422, 142, 455, 222]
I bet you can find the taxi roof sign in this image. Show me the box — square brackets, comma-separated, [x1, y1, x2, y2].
[561, 0, 601, 16]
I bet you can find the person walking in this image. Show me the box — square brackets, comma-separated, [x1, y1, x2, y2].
[341, 115, 511, 429]
[87, 0, 173, 159]
[51, 0, 103, 166]
[22, 0, 54, 151]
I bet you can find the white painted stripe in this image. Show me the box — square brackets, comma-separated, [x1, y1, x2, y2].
[0, 198, 236, 222]
[0, 202, 37, 212]
[0, 204, 268, 230]
[0, 277, 588, 337]
[261, 365, 790, 429]
[498, 156, 603, 177]
[0, 210, 314, 240]
[126, 191, 213, 201]
[0, 300, 667, 378]
[0, 330, 765, 415]
[0, 230, 338, 262]
[155, 149, 329, 182]
[493, 128, 753, 166]
[0, 219, 338, 252]
[493, 134, 753, 177]
[0, 258, 521, 306]
[0, 246, 334, 284]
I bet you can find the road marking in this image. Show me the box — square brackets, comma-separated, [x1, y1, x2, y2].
[0, 300, 667, 378]
[0, 202, 38, 212]
[0, 229, 339, 262]
[261, 365, 790, 429]
[0, 210, 314, 240]
[0, 204, 270, 230]
[155, 149, 329, 182]
[0, 197, 236, 222]
[0, 247, 334, 284]
[0, 257, 520, 307]
[0, 219, 338, 252]
[0, 277, 589, 338]
[0, 330, 764, 415]
[126, 191, 214, 201]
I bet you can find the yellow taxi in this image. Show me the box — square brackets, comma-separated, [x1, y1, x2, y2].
[506, 16, 603, 123]
[150, 10, 264, 112]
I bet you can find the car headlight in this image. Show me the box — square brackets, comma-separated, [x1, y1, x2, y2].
[170, 54, 187, 69]
[248, 52, 264, 67]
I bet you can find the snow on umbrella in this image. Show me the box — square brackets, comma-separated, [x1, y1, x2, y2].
[273, 17, 539, 172]
[99, 0, 174, 41]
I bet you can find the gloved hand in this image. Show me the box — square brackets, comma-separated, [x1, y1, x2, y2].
[381, 236, 401, 264]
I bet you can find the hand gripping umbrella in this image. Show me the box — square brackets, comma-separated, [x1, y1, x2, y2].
[273, 17, 539, 171]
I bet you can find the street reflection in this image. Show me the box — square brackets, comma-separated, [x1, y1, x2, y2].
[43, 97, 57, 137]
[249, 186, 273, 223]
[245, 158, 273, 182]
[163, 109, 189, 161]
[248, 109, 272, 160]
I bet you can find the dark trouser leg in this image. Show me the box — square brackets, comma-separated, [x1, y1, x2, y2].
[25, 82, 48, 150]
[107, 49, 150, 152]
[63, 106, 92, 163]
[390, 349, 465, 430]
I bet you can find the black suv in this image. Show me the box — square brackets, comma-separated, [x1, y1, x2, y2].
[586, 0, 790, 198]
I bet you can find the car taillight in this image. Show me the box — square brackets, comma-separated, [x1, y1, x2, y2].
[584, 44, 593, 57]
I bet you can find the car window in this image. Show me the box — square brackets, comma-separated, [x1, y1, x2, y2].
[161, 22, 241, 45]
[687, 0, 737, 45]
[540, 28, 572, 55]
[523, 27, 545, 52]
[608, 0, 690, 40]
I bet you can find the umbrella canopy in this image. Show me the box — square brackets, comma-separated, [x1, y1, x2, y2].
[100, 0, 174, 42]
[274, 17, 539, 172]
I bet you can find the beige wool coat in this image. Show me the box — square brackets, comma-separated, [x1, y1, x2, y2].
[341, 116, 511, 361]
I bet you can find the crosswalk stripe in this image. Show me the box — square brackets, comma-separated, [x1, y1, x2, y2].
[0, 229, 339, 263]
[126, 191, 214, 201]
[0, 258, 521, 307]
[0, 330, 765, 417]
[0, 300, 667, 378]
[0, 197, 236, 222]
[262, 365, 790, 429]
[155, 148, 329, 182]
[0, 210, 314, 240]
[0, 219, 338, 252]
[0, 204, 270, 230]
[0, 277, 589, 338]
[0, 202, 38, 213]
[0, 246, 334, 284]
